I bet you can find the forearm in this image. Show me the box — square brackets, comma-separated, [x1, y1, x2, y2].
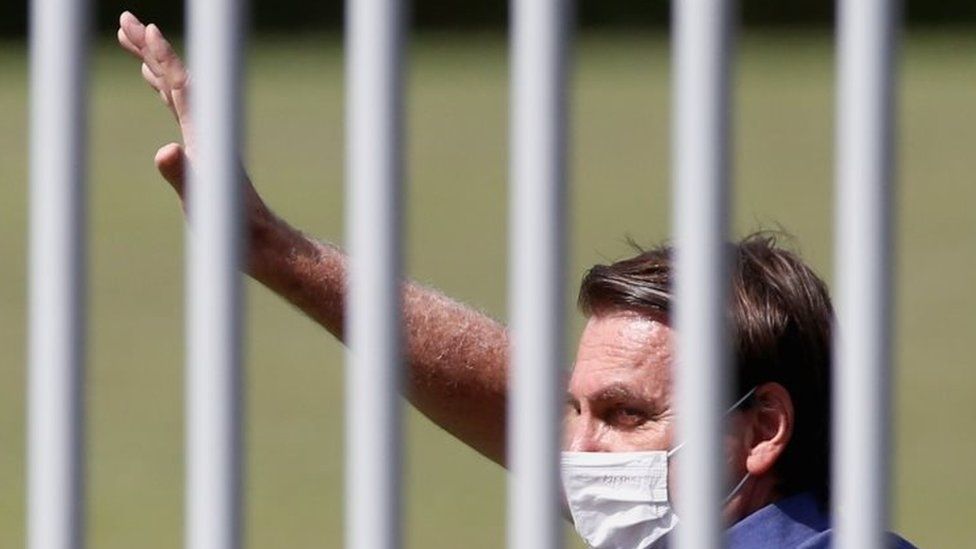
[115, 12, 510, 464]
[247, 209, 509, 465]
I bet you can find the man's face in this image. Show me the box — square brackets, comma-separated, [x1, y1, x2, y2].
[564, 311, 675, 452]
[564, 310, 789, 522]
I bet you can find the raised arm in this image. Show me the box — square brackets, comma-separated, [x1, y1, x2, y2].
[118, 12, 509, 465]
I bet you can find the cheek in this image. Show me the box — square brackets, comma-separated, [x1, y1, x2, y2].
[723, 417, 751, 469]
[667, 459, 680, 506]
[609, 419, 674, 452]
[561, 413, 580, 449]
[562, 415, 673, 452]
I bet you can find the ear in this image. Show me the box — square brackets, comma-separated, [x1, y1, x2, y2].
[743, 382, 794, 478]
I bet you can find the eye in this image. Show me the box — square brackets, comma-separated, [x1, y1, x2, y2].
[609, 405, 648, 428]
[565, 398, 581, 416]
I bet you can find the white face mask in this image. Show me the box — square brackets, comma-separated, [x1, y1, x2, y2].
[561, 388, 756, 549]
[561, 450, 678, 549]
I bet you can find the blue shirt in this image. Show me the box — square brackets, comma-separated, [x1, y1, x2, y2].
[726, 492, 918, 548]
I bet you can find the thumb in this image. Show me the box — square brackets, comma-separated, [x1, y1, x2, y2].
[154, 142, 187, 200]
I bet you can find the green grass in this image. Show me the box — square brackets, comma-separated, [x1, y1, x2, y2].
[1, 29, 974, 548]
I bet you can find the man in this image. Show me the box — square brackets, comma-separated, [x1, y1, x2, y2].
[116, 12, 916, 547]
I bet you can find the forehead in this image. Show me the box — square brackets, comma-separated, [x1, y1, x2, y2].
[569, 311, 674, 404]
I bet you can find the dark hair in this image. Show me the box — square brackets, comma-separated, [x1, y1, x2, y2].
[578, 232, 832, 503]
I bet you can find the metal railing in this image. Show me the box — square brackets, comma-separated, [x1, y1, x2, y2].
[25, 0, 897, 548]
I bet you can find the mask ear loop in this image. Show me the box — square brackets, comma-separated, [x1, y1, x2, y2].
[666, 442, 684, 458]
[666, 386, 758, 459]
[723, 472, 751, 506]
[721, 387, 758, 505]
[728, 386, 758, 413]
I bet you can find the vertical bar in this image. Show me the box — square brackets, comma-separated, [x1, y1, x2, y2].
[344, 0, 404, 545]
[832, 0, 897, 548]
[671, 0, 733, 547]
[27, 0, 88, 546]
[185, 0, 246, 546]
[507, 0, 569, 546]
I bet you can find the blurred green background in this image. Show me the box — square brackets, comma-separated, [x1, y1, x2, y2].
[1, 26, 974, 549]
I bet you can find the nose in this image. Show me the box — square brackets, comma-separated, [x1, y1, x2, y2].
[564, 414, 607, 452]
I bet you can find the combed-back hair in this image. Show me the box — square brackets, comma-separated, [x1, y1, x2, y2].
[578, 232, 833, 504]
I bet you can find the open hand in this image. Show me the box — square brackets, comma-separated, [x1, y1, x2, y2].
[118, 11, 199, 200]
[118, 12, 194, 149]
[117, 11, 269, 226]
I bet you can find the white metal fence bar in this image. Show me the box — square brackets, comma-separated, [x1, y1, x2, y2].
[833, 0, 897, 547]
[27, 0, 88, 547]
[185, 0, 246, 546]
[344, 0, 405, 545]
[20, 1, 903, 547]
[507, 0, 569, 547]
[671, 0, 734, 547]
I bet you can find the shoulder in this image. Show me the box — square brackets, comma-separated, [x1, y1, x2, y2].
[793, 531, 919, 549]
[726, 492, 919, 549]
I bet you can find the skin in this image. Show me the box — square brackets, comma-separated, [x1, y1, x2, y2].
[118, 11, 510, 465]
[117, 11, 795, 526]
[566, 312, 795, 522]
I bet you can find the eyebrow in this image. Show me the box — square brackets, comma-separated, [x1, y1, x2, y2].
[567, 382, 653, 407]
[591, 383, 647, 403]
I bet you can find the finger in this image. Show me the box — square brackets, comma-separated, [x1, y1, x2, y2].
[171, 82, 192, 128]
[145, 23, 192, 125]
[119, 11, 148, 50]
[124, 17, 170, 80]
[141, 62, 166, 93]
[142, 63, 174, 108]
[117, 28, 143, 60]
[146, 24, 189, 90]
[140, 28, 168, 78]
[142, 55, 166, 81]
[154, 142, 187, 198]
